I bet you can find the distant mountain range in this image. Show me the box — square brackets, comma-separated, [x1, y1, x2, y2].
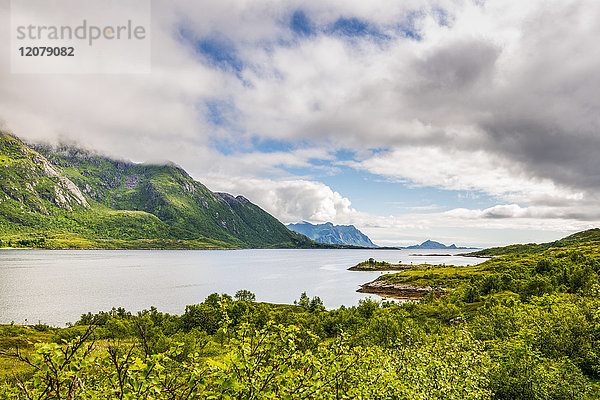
[286, 221, 377, 248]
[0, 132, 324, 249]
[401, 240, 478, 250]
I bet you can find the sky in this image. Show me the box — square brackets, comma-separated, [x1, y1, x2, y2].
[1, 0, 599, 247]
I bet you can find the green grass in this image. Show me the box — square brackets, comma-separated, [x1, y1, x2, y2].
[0, 232, 236, 250]
[374, 241, 600, 306]
[381, 263, 490, 287]
[0, 324, 56, 382]
[472, 228, 600, 256]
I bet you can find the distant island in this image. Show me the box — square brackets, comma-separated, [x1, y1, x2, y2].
[399, 239, 478, 250]
[286, 221, 377, 247]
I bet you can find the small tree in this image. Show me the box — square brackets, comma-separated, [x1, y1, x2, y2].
[295, 292, 311, 309]
[234, 289, 256, 302]
[309, 296, 325, 312]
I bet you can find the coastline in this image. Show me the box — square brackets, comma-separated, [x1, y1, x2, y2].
[357, 279, 448, 300]
[0, 246, 235, 251]
[456, 253, 493, 259]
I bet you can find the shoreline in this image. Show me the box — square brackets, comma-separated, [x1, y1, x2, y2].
[0, 246, 235, 251]
[456, 253, 493, 258]
[357, 279, 448, 299]
[410, 253, 451, 256]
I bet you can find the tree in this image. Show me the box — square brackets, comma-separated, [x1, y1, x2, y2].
[309, 296, 325, 312]
[234, 289, 256, 302]
[295, 292, 311, 309]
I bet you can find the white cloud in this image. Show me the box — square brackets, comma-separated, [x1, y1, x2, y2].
[346, 146, 585, 206]
[344, 204, 600, 247]
[226, 0, 600, 193]
[201, 176, 357, 223]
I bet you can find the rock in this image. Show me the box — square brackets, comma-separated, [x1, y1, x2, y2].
[124, 174, 140, 190]
[357, 279, 448, 299]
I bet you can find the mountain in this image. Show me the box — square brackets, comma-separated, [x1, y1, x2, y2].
[471, 228, 600, 256]
[403, 240, 476, 250]
[286, 221, 377, 247]
[0, 132, 317, 249]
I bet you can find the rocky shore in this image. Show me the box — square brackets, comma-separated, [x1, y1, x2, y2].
[456, 253, 492, 258]
[357, 279, 448, 299]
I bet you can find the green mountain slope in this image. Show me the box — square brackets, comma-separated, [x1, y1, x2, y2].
[0, 132, 88, 213]
[471, 228, 600, 256]
[0, 132, 315, 249]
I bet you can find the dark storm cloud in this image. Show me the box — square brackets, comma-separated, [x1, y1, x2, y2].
[414, 39, 501, 92]
[353, 1, 600, 199]
[482, 119, 600, 190]
[466, 1, 600, 194]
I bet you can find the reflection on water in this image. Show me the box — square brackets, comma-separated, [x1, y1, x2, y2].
[0, 249, 482, 326]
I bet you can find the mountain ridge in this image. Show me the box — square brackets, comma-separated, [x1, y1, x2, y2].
[286, 221, 377, 247]
[401, 239, 477, 250]
[0, 132, 320, 249]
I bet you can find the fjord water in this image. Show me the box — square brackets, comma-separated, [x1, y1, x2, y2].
[0, 249, 483, 326]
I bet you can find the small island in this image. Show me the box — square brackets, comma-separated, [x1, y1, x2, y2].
[348, 258, 432, 271]
[352, 258, 460, 299]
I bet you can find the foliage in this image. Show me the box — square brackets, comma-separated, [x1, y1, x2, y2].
[357, 257, 390, 267]
[2, 274, 600, 398]
[294, 292, 326, 313]
[1, 313, 492, 399]
[472, 228, 600, 256]
[3, 222, 600, 397]
[234, 289, 256, 302]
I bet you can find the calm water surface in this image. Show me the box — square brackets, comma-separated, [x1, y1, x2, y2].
[0, 249, 483, 326]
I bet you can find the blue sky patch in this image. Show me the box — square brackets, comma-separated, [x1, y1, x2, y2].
[279, 155, 502, 217]
[195, 35, 243, 73]
[290, 10, 315, 37]
[250, 137, 297, 154]
[205, 99, 233, 126]
[394, 10, 425, 40]
[328, 17, 389, 41]
[178, 27, 244, 74]
[432, 7, 452, 27]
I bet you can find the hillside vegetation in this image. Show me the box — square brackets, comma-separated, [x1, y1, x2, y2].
[470, 228, 600, 256]
[2, 230, 600, 398]
[0, 132, 317, 249]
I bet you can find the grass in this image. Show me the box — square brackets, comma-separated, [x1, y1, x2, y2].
[0, 232, 236, 249]
[0, 324, 56, 382]
[378, 252, 543, 288]
[472, 229, 600, 256]
[381, 263, 490, 287]
[375, 241, 600, 295]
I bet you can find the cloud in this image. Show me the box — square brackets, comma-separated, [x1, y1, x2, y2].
[345, 145, 585, 207]
[222, 0, 600, 198]
[202, 176, 357, 223]
[346, 204, 600, 247]
[2, 0, 600, 246]
[412, 38, 501, 92]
